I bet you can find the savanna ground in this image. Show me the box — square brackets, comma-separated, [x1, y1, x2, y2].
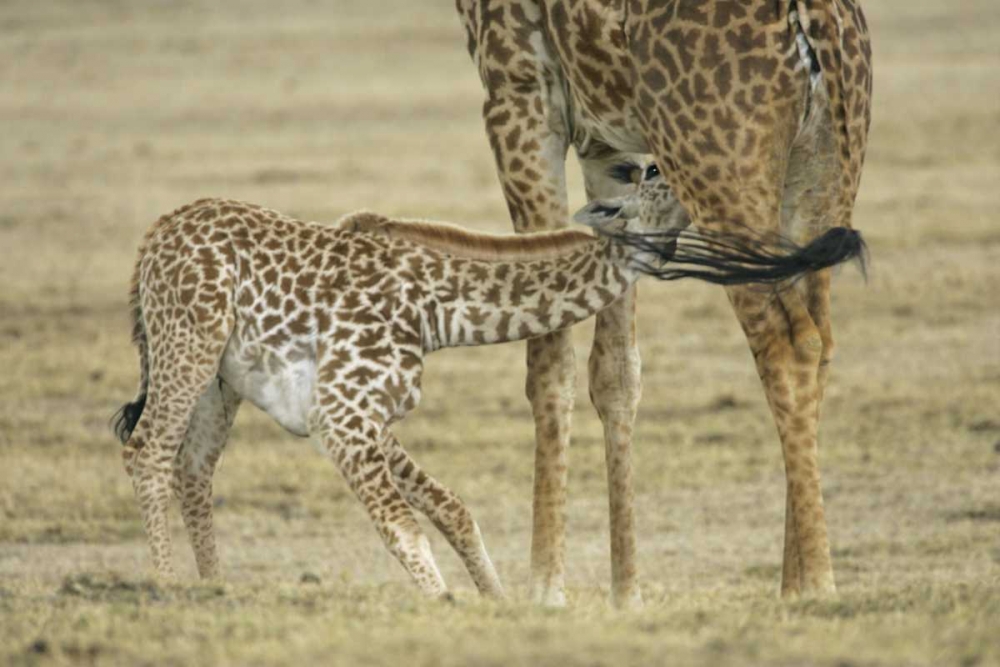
[1, 1, 998, 665]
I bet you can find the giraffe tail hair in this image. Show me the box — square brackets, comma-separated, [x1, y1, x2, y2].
[612, 224, 868, 286]
[112, 394, 146, 445]
[111, 265, 149, 445]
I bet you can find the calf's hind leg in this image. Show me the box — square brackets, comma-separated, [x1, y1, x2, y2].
[124, 327, 230, 580]
[173, 378, 242, 579]
[383, 431, 504, 598]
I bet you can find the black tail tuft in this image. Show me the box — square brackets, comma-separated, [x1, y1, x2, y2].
[605, 224, 868, 286]
[112, 394, 147, 444]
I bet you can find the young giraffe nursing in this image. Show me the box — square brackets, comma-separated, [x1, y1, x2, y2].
[113, 166, 863, 598]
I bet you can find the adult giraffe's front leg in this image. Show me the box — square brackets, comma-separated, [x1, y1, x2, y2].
[524, 330, 574, 605]
[588, 288, 642, 608]
[579, 152, 644, 609]
[727, 284, 836, 596]
[474, 36, 574, 604]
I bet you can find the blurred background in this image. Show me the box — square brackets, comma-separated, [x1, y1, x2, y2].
[0, 1, 997, 664]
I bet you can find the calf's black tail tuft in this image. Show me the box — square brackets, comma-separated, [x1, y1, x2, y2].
[112, 394, 147, 445]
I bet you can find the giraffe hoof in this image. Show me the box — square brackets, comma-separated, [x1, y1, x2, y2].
[779, 586, 801, 600]
[153, 570, 179, 585]
[438, 591, 456, 605]
[613, 587, 644, 611]
[531, 583, 567, 608]
[782, 577, 836, 599]
[803, 580, 837, 598]
[479, 585, 507, 601]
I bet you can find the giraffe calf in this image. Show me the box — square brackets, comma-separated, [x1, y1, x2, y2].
[114, 186, 863, 598]
[114, 200, 512, 598]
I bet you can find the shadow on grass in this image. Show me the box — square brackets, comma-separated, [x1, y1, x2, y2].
[58, 572, 225, 604]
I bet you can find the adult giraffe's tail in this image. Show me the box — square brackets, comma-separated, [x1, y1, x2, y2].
[602, 223, 868, 286]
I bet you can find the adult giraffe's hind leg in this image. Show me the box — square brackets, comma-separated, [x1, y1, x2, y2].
[705, 193, 842, 597]
[383, 432, 504, 598]
[727, 284, 836, 596]
[623, 0, 855, 594]
[173, 378, 241, 579]
[778, 269, 836, 596]
[579, 151, 645, 609]
[774, 90, 852, 594]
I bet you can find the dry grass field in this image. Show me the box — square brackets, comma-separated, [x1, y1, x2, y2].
[1, 1, 998, 665]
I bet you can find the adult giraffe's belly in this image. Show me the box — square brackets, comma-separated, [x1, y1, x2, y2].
[574, 111, 649, 156]
[542, 0, 648, 154]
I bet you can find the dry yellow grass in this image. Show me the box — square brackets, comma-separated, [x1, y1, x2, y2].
[1, 1, 998, 665]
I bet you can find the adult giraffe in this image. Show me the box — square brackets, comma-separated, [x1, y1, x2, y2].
[456, 0, 872, 607]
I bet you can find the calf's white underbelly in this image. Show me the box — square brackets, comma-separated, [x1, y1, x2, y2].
[219, 343, 316, 438]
